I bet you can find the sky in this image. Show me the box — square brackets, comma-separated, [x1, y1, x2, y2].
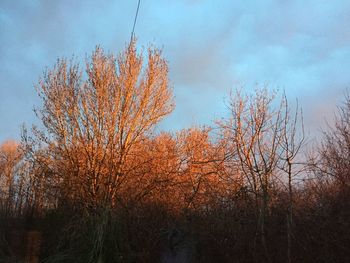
[1, 0, 350, 142]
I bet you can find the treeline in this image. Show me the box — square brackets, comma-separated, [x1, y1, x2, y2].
[0, 41, 349, 262]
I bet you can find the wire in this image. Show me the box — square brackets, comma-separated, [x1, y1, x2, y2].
[131, 0, 141, 42]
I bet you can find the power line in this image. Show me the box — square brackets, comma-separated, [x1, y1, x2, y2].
[131, 0, 141, 42]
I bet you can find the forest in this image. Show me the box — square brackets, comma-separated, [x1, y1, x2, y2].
[0, 41, 349, 263]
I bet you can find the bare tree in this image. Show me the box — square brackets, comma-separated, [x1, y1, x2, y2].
[0, 140, 23, 217]
[220, 88, 305, 263]
[176, 127, 220, 210]
[279, 95, 305, 263]
[20, 40, 175, 262]
[316, 93, 350, 189]
[24, 39, 174, 211]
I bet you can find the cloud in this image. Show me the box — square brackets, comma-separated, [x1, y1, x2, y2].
[1, 0, 350, 141]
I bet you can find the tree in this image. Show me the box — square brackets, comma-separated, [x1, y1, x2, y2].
[316, 93, 350, 189]
[25, 39, 174, 211]
[279, 95, 305, 263]
[219, 88, 304, 262]
[21, 40, 175, 262]
[0, 140, 23, 217]
[175, 127, 226, 211]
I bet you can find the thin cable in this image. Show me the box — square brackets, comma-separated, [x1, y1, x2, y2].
[131, 0, 141, 42]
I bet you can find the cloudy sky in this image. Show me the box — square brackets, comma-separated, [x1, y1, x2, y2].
[1, 0, 350, 142]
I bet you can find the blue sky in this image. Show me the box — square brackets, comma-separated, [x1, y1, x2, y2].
[1, 0, 350, 142]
